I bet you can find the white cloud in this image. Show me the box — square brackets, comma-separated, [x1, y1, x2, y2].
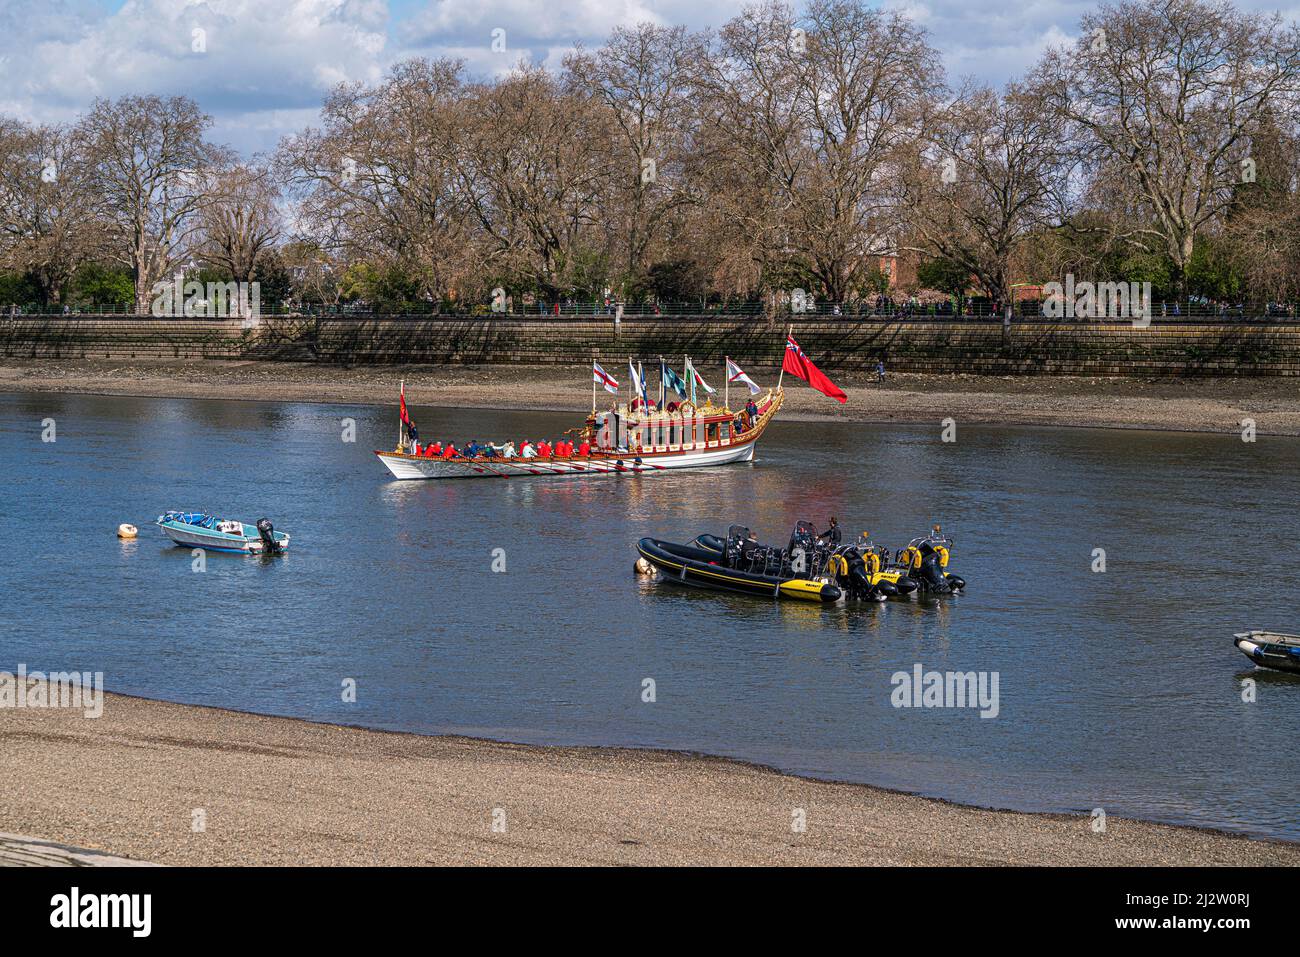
[0, 0, 390, 151]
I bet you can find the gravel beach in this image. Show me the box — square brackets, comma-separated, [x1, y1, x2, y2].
[4, 358, 1300, 435]
[2, 688, 1296, 866]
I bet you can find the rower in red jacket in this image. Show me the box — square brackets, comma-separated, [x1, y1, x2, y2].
[577, 439, 591, 456]
[537, 440, 552, 457]
[442, 443, 458, 459]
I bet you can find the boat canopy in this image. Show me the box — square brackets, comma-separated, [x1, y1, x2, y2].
[594, 395, 769, 452]
[158, 511, 216, 528]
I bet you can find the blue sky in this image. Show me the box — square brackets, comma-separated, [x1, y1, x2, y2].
[1, 0, 1296, 155]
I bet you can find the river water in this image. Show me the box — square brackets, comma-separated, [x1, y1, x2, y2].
[1, 391, 1297, 841]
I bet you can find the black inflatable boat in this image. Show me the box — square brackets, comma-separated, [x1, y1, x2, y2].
[637, 524, 842, 602]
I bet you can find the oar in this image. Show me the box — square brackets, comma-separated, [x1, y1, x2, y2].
[455, 456, 510, 478]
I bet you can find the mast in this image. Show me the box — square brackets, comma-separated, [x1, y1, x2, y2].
[724, 355, 729, 412]
[776, 325, 791, 390]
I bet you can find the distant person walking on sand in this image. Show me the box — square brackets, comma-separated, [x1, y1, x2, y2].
[876, 359, 886, 384]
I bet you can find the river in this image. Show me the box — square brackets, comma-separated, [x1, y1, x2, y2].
[1, 391, 1296, 841]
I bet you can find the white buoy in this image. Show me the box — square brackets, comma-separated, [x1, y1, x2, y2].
[117, 523, 138, 539]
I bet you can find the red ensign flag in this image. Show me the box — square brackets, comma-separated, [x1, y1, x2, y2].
[782, 336, 847, 403]
[399, 386, 412, 426]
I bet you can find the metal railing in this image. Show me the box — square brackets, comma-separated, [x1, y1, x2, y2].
[5, 298, 1300, 322]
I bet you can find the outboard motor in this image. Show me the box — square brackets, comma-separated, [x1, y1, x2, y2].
[915, 541, 951, 593]
[255, 517, 282, 555]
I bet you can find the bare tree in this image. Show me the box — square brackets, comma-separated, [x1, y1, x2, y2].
[901, 84, 1069, 304]
[1224, 111, 1300, 304]
[693, 2, 802, 299]
[75, 95, 229, 314]
[197, 163, 281, 288]
[276, 58, 475, 304]
[0, 118, 104, 304]
[1034, 0, 1300, 295]
[565, 24, 705, 288]
[454, 64, 615, 301]
[699, 0, 940, 304]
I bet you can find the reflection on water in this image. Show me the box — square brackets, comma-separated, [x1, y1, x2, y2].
[1, 391, 1298, 841]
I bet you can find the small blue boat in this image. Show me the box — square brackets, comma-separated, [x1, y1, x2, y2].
[156, 512, 290, 554]
[1233, 631, 1300, 675]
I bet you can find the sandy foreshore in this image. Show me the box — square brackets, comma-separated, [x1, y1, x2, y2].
[1, 688, 1296, 866]
[4, 358, 1300, 434]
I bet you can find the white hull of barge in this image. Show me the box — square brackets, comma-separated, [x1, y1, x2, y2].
[376, 438, 757, 480]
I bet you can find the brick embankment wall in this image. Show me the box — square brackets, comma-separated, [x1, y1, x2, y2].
[3, 315, 1299, 376]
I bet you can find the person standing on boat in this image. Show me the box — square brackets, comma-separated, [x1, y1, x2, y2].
[820, 518, 842, 546]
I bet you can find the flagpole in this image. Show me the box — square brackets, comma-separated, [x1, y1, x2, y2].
[659, 356, 665, 409]
[776, 326, 791, 391]
[591, 356, 596, 414]
[724, 355, 729, 412]
[398, 378, 404, 449]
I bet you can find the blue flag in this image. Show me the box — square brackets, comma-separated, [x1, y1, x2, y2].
[661, 361, 689, 400]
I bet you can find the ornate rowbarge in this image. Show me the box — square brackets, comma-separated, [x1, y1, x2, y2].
[375, 389, 784, 480]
